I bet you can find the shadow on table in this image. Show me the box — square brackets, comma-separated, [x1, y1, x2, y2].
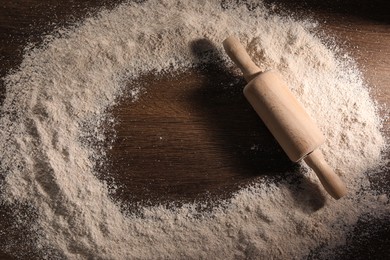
[189, 38, 327, 211]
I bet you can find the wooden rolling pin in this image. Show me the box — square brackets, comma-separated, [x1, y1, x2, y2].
[223, 36, 347, 199]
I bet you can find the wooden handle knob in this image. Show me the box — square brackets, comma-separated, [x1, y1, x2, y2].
[223, 36, 262, 82]
[304, 149, 347, 199]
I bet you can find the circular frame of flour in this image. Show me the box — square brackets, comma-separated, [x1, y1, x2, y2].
[0, 0, 386, 259]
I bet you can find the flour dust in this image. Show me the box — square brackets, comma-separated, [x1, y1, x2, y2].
[0, 0, 388, 259]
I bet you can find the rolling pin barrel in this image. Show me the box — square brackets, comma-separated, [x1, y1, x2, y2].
[223, 36, 347, 199]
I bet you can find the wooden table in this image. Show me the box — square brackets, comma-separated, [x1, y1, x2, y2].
[0, 0, 389, 259]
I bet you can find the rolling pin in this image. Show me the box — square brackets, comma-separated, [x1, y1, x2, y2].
[223, 36, 347, 199]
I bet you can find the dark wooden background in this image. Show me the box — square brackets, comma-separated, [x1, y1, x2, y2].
[0, 0, 389, 259]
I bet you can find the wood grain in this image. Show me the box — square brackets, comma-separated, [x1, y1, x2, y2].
[103, 66, 297, 207]
[0, 0, 389, 259]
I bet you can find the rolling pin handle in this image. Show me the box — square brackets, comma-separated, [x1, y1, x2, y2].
[223, 36, 262, 82]
[304, 149, 347, 199]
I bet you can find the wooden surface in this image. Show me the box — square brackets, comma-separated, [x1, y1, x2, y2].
[0, 0, 389, 259]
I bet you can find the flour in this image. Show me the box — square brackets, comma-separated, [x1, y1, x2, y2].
[0, 0, 388, 259]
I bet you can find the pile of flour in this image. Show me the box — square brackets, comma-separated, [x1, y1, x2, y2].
[0, 0, 388, 259]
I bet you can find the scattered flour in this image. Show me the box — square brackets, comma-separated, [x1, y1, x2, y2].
[0, 0, 388, 259]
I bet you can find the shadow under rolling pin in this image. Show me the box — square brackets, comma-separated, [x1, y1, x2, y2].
[223, 36, 347, 199]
